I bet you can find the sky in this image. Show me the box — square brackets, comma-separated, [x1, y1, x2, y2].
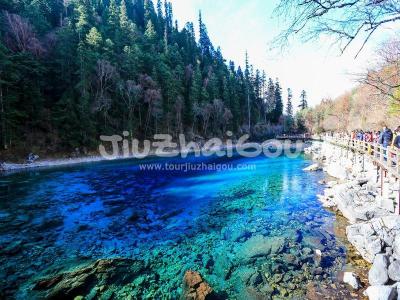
[169, 0, 398, 108]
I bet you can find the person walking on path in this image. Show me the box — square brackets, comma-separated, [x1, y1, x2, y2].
[379, 125, 393, 148]
[374, 131, 381, 143]
[393, 126, 400, 149]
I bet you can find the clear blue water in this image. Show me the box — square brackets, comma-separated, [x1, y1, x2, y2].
[0, 153, 350, 299]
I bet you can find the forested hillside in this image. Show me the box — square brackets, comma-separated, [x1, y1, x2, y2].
[0, 0, 294, 158]
[300, 85, 400, 134]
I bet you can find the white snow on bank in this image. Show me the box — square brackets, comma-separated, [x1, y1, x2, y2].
[0, 156, 109, 173]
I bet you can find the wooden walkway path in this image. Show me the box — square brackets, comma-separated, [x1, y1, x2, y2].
[276, 134, 316, 140]
[324, 137, 400, 180]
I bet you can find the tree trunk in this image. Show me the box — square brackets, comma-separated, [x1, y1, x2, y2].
[144, 105, 152, 138]
[0, 80, 5, 150]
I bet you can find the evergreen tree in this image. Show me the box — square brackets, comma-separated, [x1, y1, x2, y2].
[133, 0, 145, 28]
[156, 0, 163, 17]
[156, 0, 164, 35]
[144, 20, 157, 41]
[265, 78, 275, 122]
[75, 0, 91, 38]
[108, 0, 119, 28]
[299, 90, 308, 110]
[285, 88, 294, 132]
[119, 0, 129, 29]
[271, 79, 283, 123]
[86, 27, 102, 48]
[286, 88, 293, 118]
[198, 11, 213, 57]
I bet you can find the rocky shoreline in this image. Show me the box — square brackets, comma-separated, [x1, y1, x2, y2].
[306, 141, 400, 300]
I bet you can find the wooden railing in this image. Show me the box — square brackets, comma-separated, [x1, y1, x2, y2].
[324, 136, 400, 179]
[276, 134, 313, 140]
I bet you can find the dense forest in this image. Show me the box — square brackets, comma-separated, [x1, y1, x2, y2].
[0, 0, 307, 158]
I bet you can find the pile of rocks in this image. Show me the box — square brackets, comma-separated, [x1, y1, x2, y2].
[308, 142, 400, 300]
[181, 270, 215, 300]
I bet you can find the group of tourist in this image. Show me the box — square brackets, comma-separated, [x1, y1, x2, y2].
[350, 125, 400, 149]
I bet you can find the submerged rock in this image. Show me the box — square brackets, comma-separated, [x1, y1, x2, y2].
[159, 209, 184, 221]
[32, 259, 145, 299]
[236, 235, 286, 261]
[1, 240, 23, 255]
[181, 270, 214, 300]
[213, 253, 233, 280]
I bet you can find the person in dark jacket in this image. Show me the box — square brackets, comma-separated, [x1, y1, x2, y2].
[393, 126, 400, 149]
[379, 125, 393, 148]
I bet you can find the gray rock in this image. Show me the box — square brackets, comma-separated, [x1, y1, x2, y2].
[364, 285, 397, 300]
[236, 235, 286, 261]
[346, 216, 400, 263]
[357, 178, 369, 186]
[367, 239, 384, 260]
[231, 266, 256, 284]
[326, 163, 347, 180]
[214, 253, 233, 280]
[394, 235, 400, 261]
[347, 223, 383, 263]
[394, 283, 400, 300]
[26, 153, 39, 164]
[302, 247, 312, 256]
[249, 272, 263, 287]
[343, 272, 362, 290]
[388, 260, 400, 282]
[303, 163, 322, 172]
[369, 254, 389, 286]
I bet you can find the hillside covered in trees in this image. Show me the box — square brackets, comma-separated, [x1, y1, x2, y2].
[0, 0, 303, 158]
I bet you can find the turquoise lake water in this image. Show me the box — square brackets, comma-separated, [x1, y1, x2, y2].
[0, 153, 353, 299]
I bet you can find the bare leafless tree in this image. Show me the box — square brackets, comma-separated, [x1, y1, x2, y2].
[3, 11, 45, 56]
[274, 0, 400, 57]
[138, 75, 162, 137]
[222, 108, 233, 133]
[201, 103, 213, 136]
[174, 96, 184, 135]
[212, 99, 224, 128]
[93, 59, 117, 125]
[119, 80, 142, 133]
[0, 69, 5, 149]
[357, 38, 400, 105]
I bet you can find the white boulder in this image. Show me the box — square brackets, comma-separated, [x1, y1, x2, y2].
[364, 285, 397, 300]
[393, 235, 400, 261]
[369, 254, 389, 286]
[343, 272, 362, 290]
[388, 260, 400, 282]
[303, 163, 322, 172]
